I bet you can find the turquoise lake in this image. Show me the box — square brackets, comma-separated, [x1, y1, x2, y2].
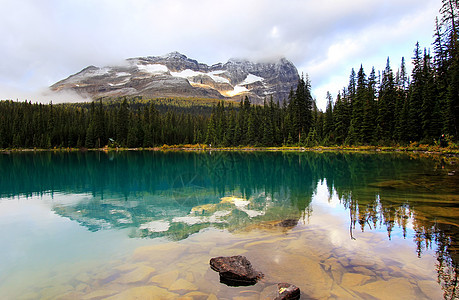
[0, 151, 457, 299]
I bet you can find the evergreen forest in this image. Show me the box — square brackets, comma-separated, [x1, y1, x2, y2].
[0, 0, 457, 149]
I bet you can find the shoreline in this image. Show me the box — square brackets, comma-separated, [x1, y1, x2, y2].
[2, 145, 459, 157]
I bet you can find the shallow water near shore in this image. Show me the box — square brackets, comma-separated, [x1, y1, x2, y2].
[0, 151, 457, 299]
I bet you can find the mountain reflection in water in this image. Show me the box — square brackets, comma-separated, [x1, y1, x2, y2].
[0, 151, 457, 299]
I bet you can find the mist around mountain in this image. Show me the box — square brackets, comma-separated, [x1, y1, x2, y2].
[50, 52, 299, 105]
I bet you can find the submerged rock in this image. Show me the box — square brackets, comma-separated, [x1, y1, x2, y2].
[276, 219, 299, 228]
[275, 283, 300, 300]
[209, 255, 263, 286]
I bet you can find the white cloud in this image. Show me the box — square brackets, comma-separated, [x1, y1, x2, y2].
[0, 84, 89, 104]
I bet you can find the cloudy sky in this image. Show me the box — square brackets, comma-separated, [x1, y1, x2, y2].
[0, 0, 440, 109]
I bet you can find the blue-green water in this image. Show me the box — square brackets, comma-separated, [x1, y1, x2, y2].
[0, 151, 457, 299]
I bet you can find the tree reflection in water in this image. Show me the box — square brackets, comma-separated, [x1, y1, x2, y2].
[0, 151, 457, 298]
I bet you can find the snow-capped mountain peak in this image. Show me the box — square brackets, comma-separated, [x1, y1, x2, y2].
[50, 52, 299, 103]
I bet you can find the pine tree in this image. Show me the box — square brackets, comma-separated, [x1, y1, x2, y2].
[262, 99, 274, 146]
[215, 101, 226, 145]
[440, 0, 459, 137]
[399, 98, 410, 143]
[239, 96, 251, 144]
[285, 87, 295, 144]
[313, 106, 324, 144]
[433, 17, 448, 82]
[94, 99, 105, 148]
[408, 42, 424, 141]
[420, 49, 438, 141]
[205, 112, 217, 146]
[348, 68, 356, 99]
[142, 104, 153, 147]
[362, 67, 377, 144]
[398, 57, 408, 90]
[440, 0, 458, 37]
[149, 103, 159, 145]
[85, 123, 95, 148]
[378, 58, 397, 142]
[127, 111, 140, 147]
[394, 59, 409, 143]
[352, 65, 367, 144]
[305, 128, 318, 147]
[288, 75, 313, 143]
[247, 107, 259, 145]
[116, 98, 129, 146]
[333, 91, 350, 144]
[323, 91, 334, 144]
[271, 96, 281, 146]
[224, 108, 236, 146]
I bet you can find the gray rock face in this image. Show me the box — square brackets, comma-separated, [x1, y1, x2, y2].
[50, 52, 299, 104]
[210, 255, 264, 286]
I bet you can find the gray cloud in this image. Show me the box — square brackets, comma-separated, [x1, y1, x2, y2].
[0, 0, 440, 109]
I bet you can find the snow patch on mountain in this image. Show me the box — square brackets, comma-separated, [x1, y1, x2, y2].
[224, 85, 249, 97]
[208, 71, 230, 84]
[109, 79, 130, 86]
[137, 64, 168, 74]
[240, 74, 264, 85]
[170, 69, 230, 84]
[116, 72, 131, 77]
[170, 69, 200, 79]
[86, 67, 111, 77]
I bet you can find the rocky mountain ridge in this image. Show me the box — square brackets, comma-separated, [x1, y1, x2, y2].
[50, 52, 299, 104]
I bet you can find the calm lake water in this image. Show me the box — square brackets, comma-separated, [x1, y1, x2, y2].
[0, 151, 457, 299]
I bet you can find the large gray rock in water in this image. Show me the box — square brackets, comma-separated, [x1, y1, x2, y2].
[50, 52, 299, 104]
[210, 255, 264, 286]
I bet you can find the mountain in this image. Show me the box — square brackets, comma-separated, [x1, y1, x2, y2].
[50, 52, 299, 104]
